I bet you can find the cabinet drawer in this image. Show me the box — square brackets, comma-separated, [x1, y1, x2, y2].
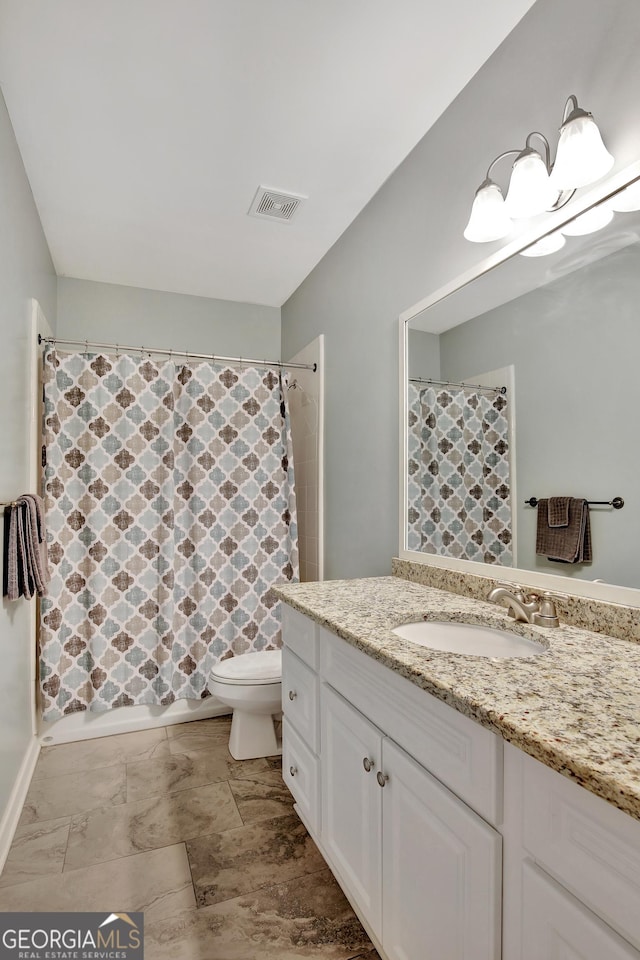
[282, 604, 319, 669]
[320, 626, 502, 826]
[282, 718, 320, 834]
[282, 647, 319, 752]
[521, 860, 640, 959]
[519, 748, 640, 950]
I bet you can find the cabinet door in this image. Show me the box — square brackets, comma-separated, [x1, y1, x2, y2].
[321, 684, 383, 939]
[521, 861, 640, 960]
[381, 738, 501, 960]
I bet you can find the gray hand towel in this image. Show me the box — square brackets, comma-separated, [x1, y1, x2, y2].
[535, 497, 592, 563]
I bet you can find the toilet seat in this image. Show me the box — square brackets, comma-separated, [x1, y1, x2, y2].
[210, 649, 282, 686]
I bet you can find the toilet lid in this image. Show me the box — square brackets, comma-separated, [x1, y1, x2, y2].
[210, 649, 282, 685]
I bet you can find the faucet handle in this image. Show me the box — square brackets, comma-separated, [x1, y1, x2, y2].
[493, 580, 522, 594]
[532, 591, 565, 628]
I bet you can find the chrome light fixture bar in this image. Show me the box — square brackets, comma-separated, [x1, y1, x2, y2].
[464, 95, 614, 244]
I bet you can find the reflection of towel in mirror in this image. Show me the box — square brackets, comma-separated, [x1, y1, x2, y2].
[535, 497, 592, 563]
[3, 494, 50, 600]
[547, 496, 571, 528]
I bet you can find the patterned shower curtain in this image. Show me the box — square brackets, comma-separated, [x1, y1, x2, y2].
[39, 349, 298, 721]
[407, 383, 512, 564]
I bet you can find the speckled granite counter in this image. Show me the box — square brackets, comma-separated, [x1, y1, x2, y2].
[274, 576, 640, 821]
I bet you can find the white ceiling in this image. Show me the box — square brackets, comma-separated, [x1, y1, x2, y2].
[0, 0, 536, 307]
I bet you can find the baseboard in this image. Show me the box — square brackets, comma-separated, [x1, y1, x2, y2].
[0, 736, 41, 875]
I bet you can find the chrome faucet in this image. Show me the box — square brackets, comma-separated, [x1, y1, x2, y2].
[487, 583, 561, 628]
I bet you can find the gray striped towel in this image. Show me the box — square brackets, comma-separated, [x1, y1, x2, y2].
[3, 494, 50, 600]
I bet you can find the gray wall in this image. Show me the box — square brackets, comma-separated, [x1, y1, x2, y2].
[58, 278, 281, 358]
[0, 90, 57, 822]
[409, 329, 441, 381]
[440, 243, 640, 588]
[281, 0, 640, 580]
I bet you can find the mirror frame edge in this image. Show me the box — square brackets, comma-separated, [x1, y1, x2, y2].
[399, 157, 640, 609]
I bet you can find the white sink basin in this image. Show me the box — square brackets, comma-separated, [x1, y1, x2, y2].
[392, 620, 547, 658]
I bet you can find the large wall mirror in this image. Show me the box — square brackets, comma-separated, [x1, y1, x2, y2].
[400, 160, 640, 604]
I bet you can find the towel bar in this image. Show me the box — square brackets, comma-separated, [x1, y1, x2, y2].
[525, 496, 624, 510]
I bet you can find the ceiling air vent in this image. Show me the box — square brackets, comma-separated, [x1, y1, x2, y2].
[248, 186, 306, 223]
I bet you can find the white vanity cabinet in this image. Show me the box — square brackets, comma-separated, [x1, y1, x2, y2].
[282, 604, 502, 960]
[321, 683, 501, 958]
[503, 743, 640, 960]
[281, 607, 321, 834]
[321, 684, 383, 939]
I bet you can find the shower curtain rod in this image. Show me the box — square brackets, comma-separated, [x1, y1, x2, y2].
[410, 376, 506, 396]
[38, 335, 317, 372]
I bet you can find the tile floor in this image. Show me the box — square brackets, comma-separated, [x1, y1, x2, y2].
[0, 717, 379, 960]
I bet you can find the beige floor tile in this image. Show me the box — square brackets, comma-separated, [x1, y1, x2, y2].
[0, 817, 70, 889]
[166, 716, 232, 739]
[20, 763, 127, 825]
[166, 717, 233, 757]
[127, 749, 268, 802]
[228, 769, 294, 824]
[145, 868, 374, 960]
[65, 780, 242, 870]
[0, 843, 195, 921]
[187, 812, 326, 906]
[34, 727, 170, 780]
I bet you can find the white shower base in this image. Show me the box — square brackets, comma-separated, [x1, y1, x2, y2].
[37, 696, 231, 746]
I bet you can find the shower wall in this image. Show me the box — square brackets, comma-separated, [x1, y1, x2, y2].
[288, 336, 324, 582]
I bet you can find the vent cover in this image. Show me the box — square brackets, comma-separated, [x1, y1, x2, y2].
[248, 186, 306, 223]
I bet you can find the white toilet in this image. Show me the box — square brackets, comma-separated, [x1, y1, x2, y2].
[208, 649, 282, 760]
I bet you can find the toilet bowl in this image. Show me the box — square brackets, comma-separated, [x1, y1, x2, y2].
[208, 649, 282, 760]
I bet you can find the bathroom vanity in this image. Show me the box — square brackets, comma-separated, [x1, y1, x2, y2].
[276, 575, 640, 960]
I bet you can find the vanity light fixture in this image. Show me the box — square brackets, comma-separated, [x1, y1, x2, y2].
[464, 95, 613, 244]
[549, 96, 614, 190]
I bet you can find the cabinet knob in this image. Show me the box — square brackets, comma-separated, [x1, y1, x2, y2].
[288, 690, 297, 701]
[362, 757, 375, 773]
[289, 765, 297, 777]
[376, 771, 389, 788]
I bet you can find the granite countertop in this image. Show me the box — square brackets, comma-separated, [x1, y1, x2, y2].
[274, 576, 640, 821]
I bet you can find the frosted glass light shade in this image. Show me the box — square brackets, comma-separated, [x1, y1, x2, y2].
[463, 181, 513, 242]
[609, 181, 640, 212]
[520, 231, 566, 258]
[505, 150, 558, 219]
[550, 111, 614, 190]
[561, 205, 614, 236]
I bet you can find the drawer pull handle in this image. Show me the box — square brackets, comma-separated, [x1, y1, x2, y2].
[288, 690, 297, 701]
[362, 757, 375, 773]
[377, 771, 389, 788]
[289, 765, 297, 777]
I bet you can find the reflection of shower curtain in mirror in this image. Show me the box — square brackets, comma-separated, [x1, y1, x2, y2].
[407, 384, 512, 564]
